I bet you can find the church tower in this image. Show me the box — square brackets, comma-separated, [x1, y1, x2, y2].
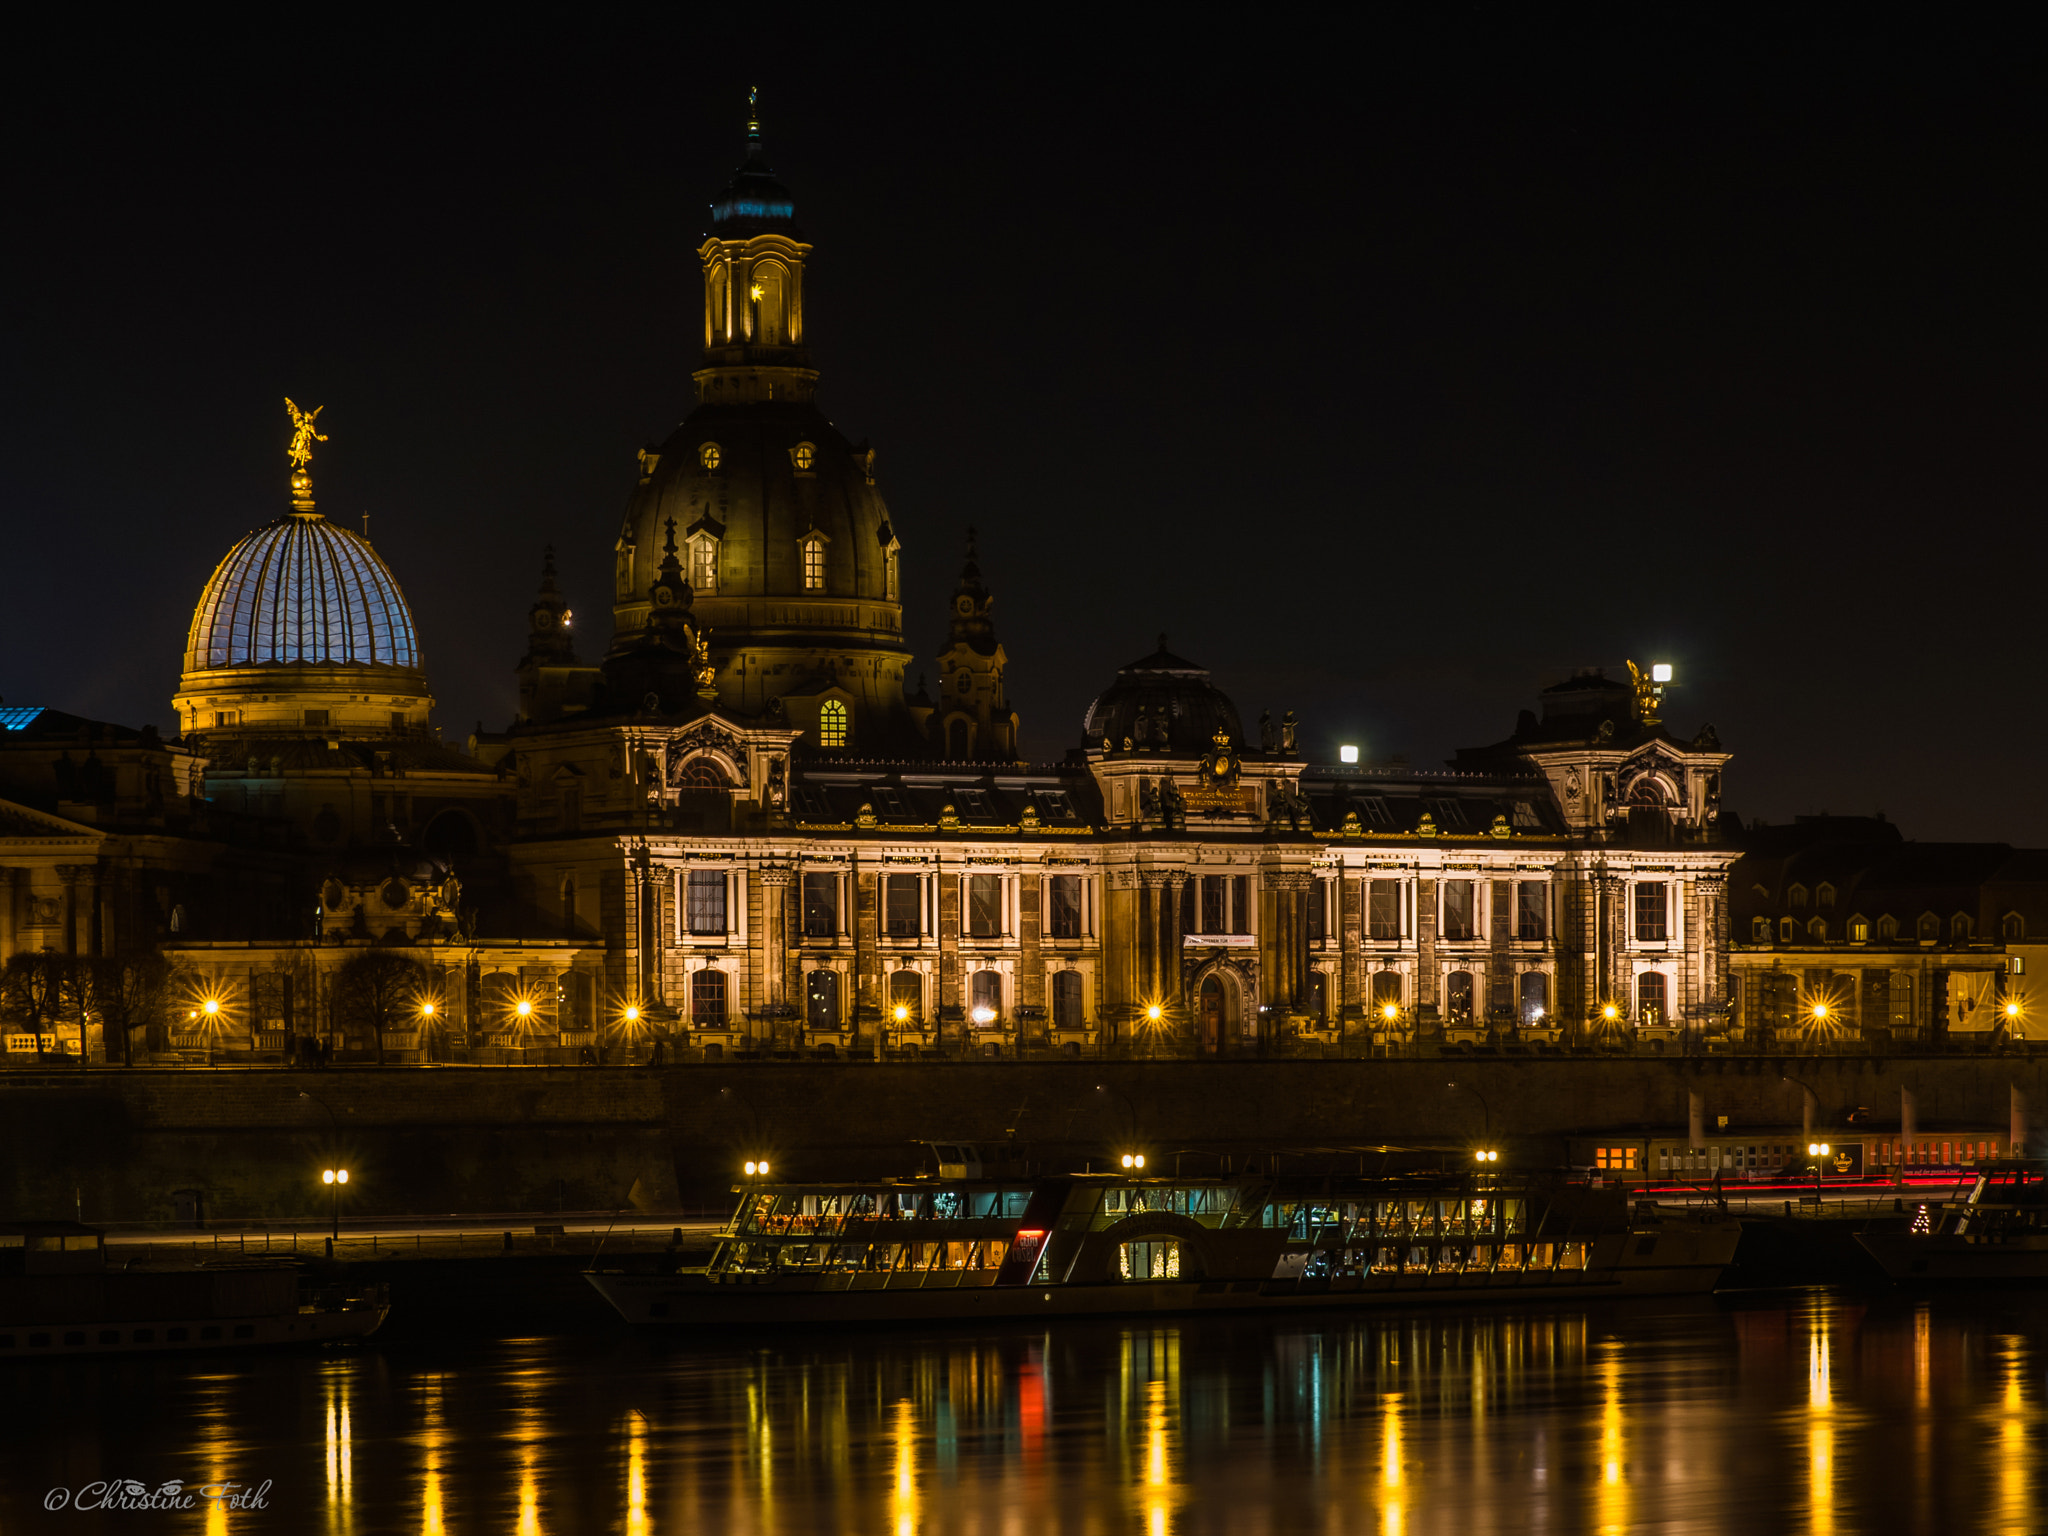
[932, 530, 1019, 761]
[607, 90, 915, 754]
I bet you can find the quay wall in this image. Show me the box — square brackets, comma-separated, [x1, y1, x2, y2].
[0, 1056, 2039, 1219]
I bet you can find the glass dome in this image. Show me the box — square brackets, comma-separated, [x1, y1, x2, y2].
[185, 512, 419, 672]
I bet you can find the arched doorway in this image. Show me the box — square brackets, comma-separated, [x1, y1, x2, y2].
[1199, 976, 1224, 1054]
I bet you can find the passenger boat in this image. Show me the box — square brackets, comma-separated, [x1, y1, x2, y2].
[0, 1222, 390, 1357]
[1857, 1160, 2048, 1282]
[587, 1156, 1743, 1327]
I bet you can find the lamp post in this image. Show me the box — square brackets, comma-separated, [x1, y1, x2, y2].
[322, 1166, 349, 1241]
[1806, 1140, 1832, 1209]
[1446, 1080, 1494, 1160]
[1096, 1083, 1138, 1149]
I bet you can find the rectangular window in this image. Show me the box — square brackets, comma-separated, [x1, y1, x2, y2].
[803, 539, 825, 591]
[691, 969, 728, 1020]
[1048, 875, 1083, 940]
[390, 711, 408, 732]
[1201, 876, 1228, 936]
[304, 709, 330, 727]
[1369, 881, 1400, 941]
[560, 786, 581, 832]
[1232, 875, 1250, 935]
[1306, 882, 1327, 942]
[884, 874, 921, 938]
[968, 875, 1002, 938]
[1635, 882, 1669, 942]
[1516, 882, 1547, 942]
[692, 539, 717, 594]
[802, 873, 839, 938]
[1442, 881, 1475, 942]
[686, 869, 727, 935]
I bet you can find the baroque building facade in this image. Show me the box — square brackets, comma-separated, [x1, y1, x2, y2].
[9, 102, 1757, 1064]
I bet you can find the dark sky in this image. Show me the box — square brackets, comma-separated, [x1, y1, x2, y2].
[6, 15, 2044, 838]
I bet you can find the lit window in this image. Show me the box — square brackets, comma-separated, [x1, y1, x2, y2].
[1849, 918, 1869, 942]
[884, 546, 899, 602]
[692, 539, 717, 594]
[700, 443, 721, 470]
[1634, 882, 1669, 942]
[817, 699, 848, 748]
[791, 442, 816, 471]
[802, 537, 825, 591]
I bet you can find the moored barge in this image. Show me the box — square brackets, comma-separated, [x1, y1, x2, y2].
[588, 1164, 1742, 1326]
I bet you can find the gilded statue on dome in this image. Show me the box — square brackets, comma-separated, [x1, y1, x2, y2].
[285, 398, 327, 470]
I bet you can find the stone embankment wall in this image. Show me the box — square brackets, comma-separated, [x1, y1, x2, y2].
[1, 1056, 2038, 1219]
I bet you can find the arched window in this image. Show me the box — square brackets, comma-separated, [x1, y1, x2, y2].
[2003, 913, 2025, 941]
[1878, 914, 1899, 940]
[691, 536, 718, 595]
[1445, 970, 1475, 1022]
[1637, 970, 1667, 1025]
[679, 756, 731, 789]
[1808, 917, 1828, 941]
[1953, 913, 1974, 941]
[751, 260, 788, 345]
[1372, 971, 1403, 1009]
[805, 969, 839, 1029]
[691, 967, 727, 1021]
[801, 533, 826, 591]
[884, 546, 900, 602]
[817, 700, 848, 749]
[969, 970, 1002, 1023]
[1306, 971, 1328, 1021]
[889, 970, 922, 1020]
[1518, 970, 1549, 1025]
[1752, 917, 1771, 943]
[1053, 970, 1083, 1028]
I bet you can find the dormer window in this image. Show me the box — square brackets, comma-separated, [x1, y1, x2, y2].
[690, 535, 718, 595]
[1817, 883, 1836, 908]
[1849, 916, 1869, 943]
[1752, 917, 1771, 942]
[2004, 913, 2026, 941]
[1788, 884, 1808, 909]
[801, 533, 827, 592]
[1780, 918, 1796, 943]
[1878, 914, 1899, 940]
[818, 699, 848, 748]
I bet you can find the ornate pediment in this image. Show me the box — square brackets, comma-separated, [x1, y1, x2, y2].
[665, 720, 751, 788]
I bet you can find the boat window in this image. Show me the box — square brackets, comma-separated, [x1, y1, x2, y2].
[1001, 1190, 1033, 1217]
[1119, 1240, 1181, 1281]
[930, 1191, 963, 1221]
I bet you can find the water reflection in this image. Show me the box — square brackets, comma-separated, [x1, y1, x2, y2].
[9, 1291, 2048, 1534]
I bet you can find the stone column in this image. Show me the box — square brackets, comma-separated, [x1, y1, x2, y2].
[56, 865, 86, 956]
[0, 867, 17, 963]
[758, 866, 794, 1012]
[2012, 1084, 2028, 1158]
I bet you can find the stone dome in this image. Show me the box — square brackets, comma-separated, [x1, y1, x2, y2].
[185, 511, 419, 672]
[1082, 642, 1245, 753]
[175, 510, 432, 740]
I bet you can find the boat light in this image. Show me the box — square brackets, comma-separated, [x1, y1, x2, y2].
[1119, 1153, 1146, 1171]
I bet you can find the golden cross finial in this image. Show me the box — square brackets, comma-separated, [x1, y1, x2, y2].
[285, 398, 327, 472]
[746, 84, 760, 137]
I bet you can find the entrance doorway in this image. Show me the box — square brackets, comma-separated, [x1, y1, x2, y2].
[1200, 976, 1224, 1054]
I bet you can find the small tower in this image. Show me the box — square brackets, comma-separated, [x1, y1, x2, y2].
[514, 547, 599, 724]
[932, 529, 1020, 761]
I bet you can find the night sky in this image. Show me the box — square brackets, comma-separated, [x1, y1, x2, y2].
[7, 16, 2043, 838]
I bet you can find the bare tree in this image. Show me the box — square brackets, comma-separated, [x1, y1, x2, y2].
[78, 952, 176, 1067]
[334, 951, 431, 1066]
[2, 952, 74, 1055]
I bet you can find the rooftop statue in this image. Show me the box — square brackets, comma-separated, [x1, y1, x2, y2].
[284, 398, 327, 472]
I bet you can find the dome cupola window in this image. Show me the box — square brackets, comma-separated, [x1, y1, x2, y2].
[790, 441, 816, 474]
[801, 531, 829, 592]
[699, 442, 722, 471]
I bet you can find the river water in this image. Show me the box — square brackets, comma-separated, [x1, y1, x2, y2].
[4, 1289, 2045, 1533]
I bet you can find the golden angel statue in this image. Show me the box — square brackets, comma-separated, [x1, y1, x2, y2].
[285, 398, 327, 471]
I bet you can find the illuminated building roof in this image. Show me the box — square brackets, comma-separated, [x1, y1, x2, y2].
[1082, 642, 1246, 753]
[0, 706, 47, 731]
[184, 512, 420, 673]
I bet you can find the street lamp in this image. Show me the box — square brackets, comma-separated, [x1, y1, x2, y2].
[1807, 1141, 1832, 1207]
[322, 1166, 349, 1240]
